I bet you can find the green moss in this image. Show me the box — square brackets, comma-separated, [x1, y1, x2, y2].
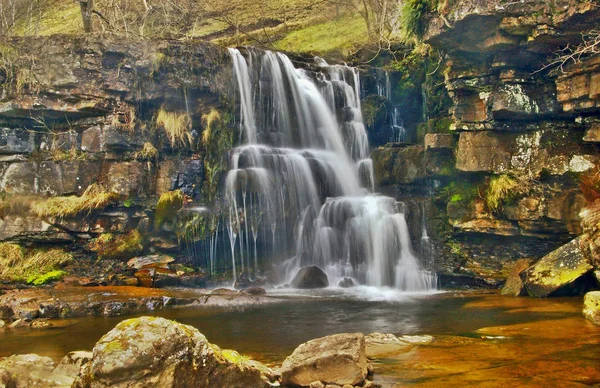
[201, 108, 235, 205]
[27, 270, 66, 285]
[274, 14, 368, 56]
[399, 0, 433, 42]
[155, 190, 184, 228]
[440, 181, 480, 206]
[449, 194, 463, 203]
[91, 230, 144, 261]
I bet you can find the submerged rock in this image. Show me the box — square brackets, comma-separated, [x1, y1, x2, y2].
[521, 237, 596, 297]
[290, 266, 329, 289]
[73, 316, 273, 388]
[583, 292, 600, 325]
[280, 332, 368, 387]
[0, 354, 73, 387]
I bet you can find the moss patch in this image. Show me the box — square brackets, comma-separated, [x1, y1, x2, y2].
[155, 190, 184, 228]
[27, 269, 66, 285]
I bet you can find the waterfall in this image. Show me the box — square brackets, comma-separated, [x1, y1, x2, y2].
[225, 48, 435, 291]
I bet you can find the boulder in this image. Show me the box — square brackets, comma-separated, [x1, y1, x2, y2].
[240, 287, 267, 295]
[54, 351, 93, 377]
[73, 316, 273, 388]
[500, 258, 536, 297]
[234, 272, 266, 290]
[521, 236, 596, 297]
[127, 254, 175, 270]
[583, 291, 600, 325]
[0, 354, 74, 387]
[280, 333, 368, 387]
[290, 266, 329, 289]
[338, 278, 355, 288]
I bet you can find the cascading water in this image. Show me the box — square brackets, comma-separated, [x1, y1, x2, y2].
[224, 47, 435, 291]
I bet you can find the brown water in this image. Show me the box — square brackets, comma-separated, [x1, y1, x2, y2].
[1, 289, 599, 387]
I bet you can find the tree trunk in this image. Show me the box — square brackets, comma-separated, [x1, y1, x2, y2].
[80, 0, 93, 33]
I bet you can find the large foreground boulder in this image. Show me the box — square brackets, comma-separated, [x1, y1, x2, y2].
[521, 237, 596, 297]
[290, 266, 329, 289]
[73, 316, 274, 388]
[583, 292, 600, 325]
[280, 333, 368, 386]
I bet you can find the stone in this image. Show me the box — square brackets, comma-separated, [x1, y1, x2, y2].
[211, 288, 238, 295]
[522, 236, 595, 297]
[280, 333, 368, 387]
[106, 161, 153, 197]
[73, 316, 273, 388]
[0, 215, 73, 242]
[290, 266, 329, 289]
[372, 145, 426, 186]
[365, 333, 410, 358]
[127, 254, 175, 270]
[0, 162, 37, 194]
[0, 354, 73, 387]
[54, 351, 93, 377]
[583, 291, 600, 325]
[234, 271, 266, 290]
[0, 319, 4, 329]
[424, 133, 457, 150]
[500, 258, 536, 296]
[0, 128, 35, 154]
[338, 277, 355, 288]
[240, 287, 267, 295]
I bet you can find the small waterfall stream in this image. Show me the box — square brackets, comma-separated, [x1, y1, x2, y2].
[222, 48, 435, 291]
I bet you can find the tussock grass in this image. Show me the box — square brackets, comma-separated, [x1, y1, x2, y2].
[32, 183, 119, 219]
[135, 142, 159, 161]
[91, 230, 144, 261]
[112, 105, 137, 132]
[0, 243, 73, 282]
[156, 109, 193, 149]
[201, 109, 221, 146]
[486, 174, 529, 212]
[155, 190, 184, 228]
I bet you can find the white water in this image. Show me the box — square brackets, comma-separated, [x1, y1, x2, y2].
[225, 48, 436, 291]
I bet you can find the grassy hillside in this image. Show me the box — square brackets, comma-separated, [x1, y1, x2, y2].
[5, 0, 371, 59]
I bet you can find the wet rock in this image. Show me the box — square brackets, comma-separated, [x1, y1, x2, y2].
[372, 145, 425, 186]
[291, 266, 329, 289]
[500, 258, 537, 297]
[234, 271, 266, 290]
[338, 278, 355, 288]
[280, 333, 368, 387]
[365, 333, 409, 358]
[522, 236, 595, 297]
[73, 316, 273, 388]
[0, 128, 35, 154]
[54, 351, 93, 377]
[240, 287, 267, 295]
[31, 318, 53, 329]
[583, 291, 600, 325]
[0, 354, 73, 387]
[424, 133, 457, 150]
[211, 288, 238, 295]
[127, 254, 175, 270]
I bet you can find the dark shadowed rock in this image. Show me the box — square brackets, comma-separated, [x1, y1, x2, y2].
[291, 266, 329, 289]
[73, 316, 273, 388]
[234, 271, 266, 290]
[280, 332, 368, 386]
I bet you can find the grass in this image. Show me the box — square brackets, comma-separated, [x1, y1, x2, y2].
[155, 190, 184, 228]
[156, 109, 193, 149]
[274, 14, 368, 56]
[486, 174, 529, 212]
[14, 1, 82, 36]
[135, 142, 159, 161]
[201, 109, 221, 146]
[112, 105, 137, 132]
[90, 230, 144, 261]
[31, 183, 119, 219]
[51, 148, 88, 162]
[0, 243, 73, 283]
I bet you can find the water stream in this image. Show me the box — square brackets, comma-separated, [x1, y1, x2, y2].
[223, 48, 435, 290]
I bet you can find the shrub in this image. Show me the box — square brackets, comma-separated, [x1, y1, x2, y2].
[155, 190, 184, 228]
[156, 109, 193, 148]
[91, 230, 144, 261]
[31, 183, 119, 219]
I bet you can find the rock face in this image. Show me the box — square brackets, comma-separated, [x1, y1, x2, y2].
[73, 316, 273, 388]
[583, 291, 600, 325]
[280, 333, 368, 387]
[290, 266, 329, 289]
[521, 237, 596, 297]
